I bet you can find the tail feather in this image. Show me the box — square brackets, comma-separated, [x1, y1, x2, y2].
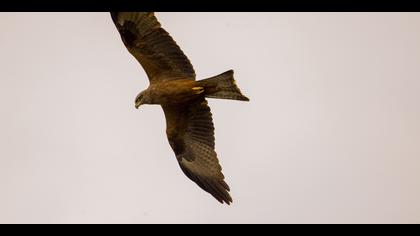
[198, 70, 249, 101]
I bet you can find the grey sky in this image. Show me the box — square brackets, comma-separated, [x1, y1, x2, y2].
[0, 12, 420, 223]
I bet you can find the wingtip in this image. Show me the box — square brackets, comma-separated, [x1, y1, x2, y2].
[223, 198, 233, 205]
[213, 180, 233, 205]
[215, 194, 233, 205]
[191, 172, 233, 205]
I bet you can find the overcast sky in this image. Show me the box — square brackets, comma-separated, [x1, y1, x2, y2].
[0, 12, 420, 223]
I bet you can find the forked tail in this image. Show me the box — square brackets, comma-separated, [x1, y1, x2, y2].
[198, 70, 250, 101]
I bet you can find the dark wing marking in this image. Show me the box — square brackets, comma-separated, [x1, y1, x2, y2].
[162, 99, 232, 204]
[111, 12, 196, 83]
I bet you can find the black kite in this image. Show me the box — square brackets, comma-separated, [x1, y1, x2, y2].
[110, 12, 249, 204]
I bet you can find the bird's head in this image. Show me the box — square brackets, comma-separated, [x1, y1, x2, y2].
[135, 91, 148, 109]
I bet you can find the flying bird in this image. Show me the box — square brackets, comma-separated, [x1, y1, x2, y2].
[110, 12, 249, 204]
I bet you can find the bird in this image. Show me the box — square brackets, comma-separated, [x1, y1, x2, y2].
[110, 12, 249, 204]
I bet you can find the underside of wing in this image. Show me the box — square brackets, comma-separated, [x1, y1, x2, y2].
[162, 99, 232, 204]
[111, 12, 196, 82]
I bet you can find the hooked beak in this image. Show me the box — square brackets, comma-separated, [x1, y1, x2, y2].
[135, 100, 142, 109]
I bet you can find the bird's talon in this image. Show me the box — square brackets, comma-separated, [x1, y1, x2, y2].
[192, 86, 204, 94]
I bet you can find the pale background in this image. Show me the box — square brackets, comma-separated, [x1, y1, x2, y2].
[0, 12, 419, 224]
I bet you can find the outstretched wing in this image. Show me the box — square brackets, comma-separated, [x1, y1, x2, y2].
[162, 99, 232, 204]
[111, 12, 196, 83]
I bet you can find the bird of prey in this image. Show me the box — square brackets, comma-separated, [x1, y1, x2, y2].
[110, 12, 249, 204]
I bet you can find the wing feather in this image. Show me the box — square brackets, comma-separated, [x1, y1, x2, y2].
[162, 99, 232, 204]
[111, 12, 196, 83]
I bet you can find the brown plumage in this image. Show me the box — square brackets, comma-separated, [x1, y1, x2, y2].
[111, 12, 249, 204]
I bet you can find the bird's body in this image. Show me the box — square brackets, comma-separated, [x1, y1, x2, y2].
[141, 79, 201, 106]
[111, 12, 249, 204]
